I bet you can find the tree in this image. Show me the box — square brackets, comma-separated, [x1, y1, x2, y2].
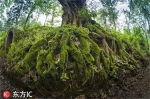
[127, 0, 150, 50]
[58, 0, 95, 26]
[3, 0, 149, 98]
[6, 0, 34, 25]
[95, 0, 119, 30]
[6, 0, 60, 25]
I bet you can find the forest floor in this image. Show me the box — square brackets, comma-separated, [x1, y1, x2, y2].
[0, 56, 150, 99]
[107, 57, 150, 99]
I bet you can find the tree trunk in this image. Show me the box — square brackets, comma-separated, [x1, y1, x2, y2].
[44, 15, 48, 26]
[50, 7, 56, 27]
[36, 9, 40, 21]
[25, 5, 35, 25]
[58, 0, 87, 26]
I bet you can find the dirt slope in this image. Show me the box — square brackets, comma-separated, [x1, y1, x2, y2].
[0, 56, 150, 99]
[0, 56, 24, 99]
[108, 58, 150, 99]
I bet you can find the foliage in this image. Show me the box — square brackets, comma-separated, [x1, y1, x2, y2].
[6, 0, 61, 26]
[123, 0, 150, 49]
[79, 7, 97, 19]
[7, 0, 34, 24]
[111, 27, 149, 56]
[0, 31, 7, 55]
[96, 0, 118, 29]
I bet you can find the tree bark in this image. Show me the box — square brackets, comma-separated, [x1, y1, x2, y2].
[50, 7, 56, 27]
[58, 0, 87, 26]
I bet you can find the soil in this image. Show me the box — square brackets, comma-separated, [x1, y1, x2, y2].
[0, 56, 150, 99]
[107, 57, 150, 99]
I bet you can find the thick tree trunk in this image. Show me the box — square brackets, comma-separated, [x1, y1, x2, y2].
[58, 0, 87, 26]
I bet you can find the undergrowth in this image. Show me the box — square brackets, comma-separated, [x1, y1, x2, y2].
[0, 31, 7, 55]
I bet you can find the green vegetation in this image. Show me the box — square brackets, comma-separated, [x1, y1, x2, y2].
[0, 0, 150, 98]
[0, 23, 149, 96]
[0, 31, 7, 55]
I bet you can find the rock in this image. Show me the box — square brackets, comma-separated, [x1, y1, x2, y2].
[75, 95, 86, 99]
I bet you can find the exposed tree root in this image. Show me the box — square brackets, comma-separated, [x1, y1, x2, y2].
[5, 24, 147, 97]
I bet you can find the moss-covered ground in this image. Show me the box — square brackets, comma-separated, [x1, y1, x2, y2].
[0, 24, 149, 97]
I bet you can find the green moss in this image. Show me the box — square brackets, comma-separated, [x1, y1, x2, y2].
[100, 69, 108, 80]
[90, 40, 101, 66]
[15, 61, 30, 75]
[69, 39, 84, 70]
[109, 65, 118, 79]
[60, 72, 69, 81]
[79, 37, 90, 54]
[85, 54, 95, 64]
[5, 24, 148, 96]
[0, 31, 7, 55]
[82, 67, 92, 85]
[101, 52, 110, 72]
[36, 50, 48, 75]
[59, 30, 69, 71]
[45, 42, 58, 76]
[75, 27, 89, 37]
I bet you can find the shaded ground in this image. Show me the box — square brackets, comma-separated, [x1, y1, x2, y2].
[0, 56, 26, 99]
[0, 56, 150, 99]
[107, 57, 150, 99]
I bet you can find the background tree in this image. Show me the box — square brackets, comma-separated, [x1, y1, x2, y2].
[124, 0, 150, 50]
[6, 0, 61, 26]
[96, 0, 118, 30]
